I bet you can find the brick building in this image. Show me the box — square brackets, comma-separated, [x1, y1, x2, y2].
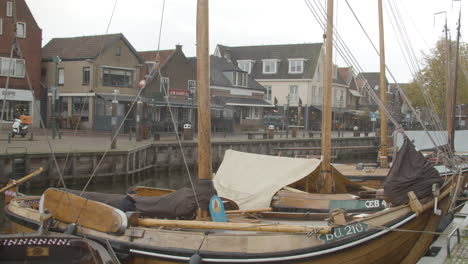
[0, 0, 42, 127]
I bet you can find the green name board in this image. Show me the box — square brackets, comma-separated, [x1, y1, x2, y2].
[329, 199, 386, 212]
[319, 222, 369, 243]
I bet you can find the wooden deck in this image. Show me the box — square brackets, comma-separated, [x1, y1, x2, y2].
[334, 164, 389, 189]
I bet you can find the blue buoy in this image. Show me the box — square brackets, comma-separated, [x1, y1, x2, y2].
[209, 195, 227, 222]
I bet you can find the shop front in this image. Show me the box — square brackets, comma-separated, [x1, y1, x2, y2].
[0, 88, 36, 126]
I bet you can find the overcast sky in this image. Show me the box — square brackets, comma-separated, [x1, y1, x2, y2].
[25, 0, 466, 83]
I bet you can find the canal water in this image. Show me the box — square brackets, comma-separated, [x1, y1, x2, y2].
[0, 168, 197, 231]
[0, 153, 375, 231]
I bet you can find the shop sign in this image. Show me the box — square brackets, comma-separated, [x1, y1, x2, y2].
[169, 89, 189, 96]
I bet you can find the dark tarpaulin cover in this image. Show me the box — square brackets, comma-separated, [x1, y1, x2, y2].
[65, 180, 216, 219]
[383, 137, 443, 205]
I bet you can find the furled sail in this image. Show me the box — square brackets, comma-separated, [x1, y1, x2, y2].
[63, 180, 216, 219]
[383, 137, 443, 205]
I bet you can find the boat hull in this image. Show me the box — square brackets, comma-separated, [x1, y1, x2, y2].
[4, 194, 450, 264]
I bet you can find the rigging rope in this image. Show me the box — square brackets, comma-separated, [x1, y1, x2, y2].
[148, 0, 202, 210]
[342, 0, 456, 165]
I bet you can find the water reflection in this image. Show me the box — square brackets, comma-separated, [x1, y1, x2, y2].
[0, 168, 196, 231]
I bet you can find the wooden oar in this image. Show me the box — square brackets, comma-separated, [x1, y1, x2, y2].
[0, 167, 44, 194]
[137, 218, 332, 234]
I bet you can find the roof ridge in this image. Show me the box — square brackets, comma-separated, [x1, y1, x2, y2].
[49, 33, 123, 41]
[138, 49, 175, 53]
[220, 42, 323, 49]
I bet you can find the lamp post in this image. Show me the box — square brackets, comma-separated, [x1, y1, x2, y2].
[189, 86, 196, 126]
[285, 94, 290, 138]
[339, 98, 344, 137]
[51, 56, 61, 139]
[111, 89, 119, 149]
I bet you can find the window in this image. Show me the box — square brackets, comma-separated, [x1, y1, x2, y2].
[339, 90, 344, 107]
[103, 67, 134, 88]
[16, 22, 26, 38]
[0, 100, 30, 121]
[146, 61, 156, 75]
[58, 68, 64, 85]
[288, 85, 299, 102]
[237, 60, 252, 74]
[72, 97, 89, 120]
[160, 77, 169, 93]
[246, 107, 260, 120]
[263, 85, 272, 101]
[0, 19, 3, 35]
[289, 59, 304, 74]
[6, 1, 12, 17]
[82, 67, 90, 85]
[115, 47, 121, 56]
[0, 57, 25, 78]
[188, 80, 196, 93]
[312, 85, 317, 103]
[58, 97, 68, 119]
[232, 72, 247, 87]
[262, 59, 277, 74]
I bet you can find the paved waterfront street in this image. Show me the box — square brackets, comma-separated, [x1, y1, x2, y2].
[0, 128, 372, 154]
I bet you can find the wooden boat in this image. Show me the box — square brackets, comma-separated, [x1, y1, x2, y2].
[3, 0, 467, 264]
[4, 162, 465, 264]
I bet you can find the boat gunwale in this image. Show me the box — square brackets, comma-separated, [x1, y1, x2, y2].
[4, 197, 419, 262]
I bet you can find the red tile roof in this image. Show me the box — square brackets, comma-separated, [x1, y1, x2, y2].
[138, 49, 175, 68]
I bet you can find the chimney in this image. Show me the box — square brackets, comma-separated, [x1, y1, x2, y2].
[224, 48, 232, 62]
[176, 44, 182, 52]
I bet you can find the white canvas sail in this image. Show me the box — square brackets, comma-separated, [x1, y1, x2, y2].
[214, 150, 321, 209]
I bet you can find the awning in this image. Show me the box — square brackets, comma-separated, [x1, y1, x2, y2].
[220, 97, 274, 107]
[348, 110, 369, 116]
[349, 90, 363, 97]
[310, 105, 354, 113]
[96, 93, 141, 102]
[97, 93, 223, 110]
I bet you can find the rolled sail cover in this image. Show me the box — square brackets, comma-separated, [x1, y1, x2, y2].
[66, 180, 216, 219]
[383, 137, 443, 205]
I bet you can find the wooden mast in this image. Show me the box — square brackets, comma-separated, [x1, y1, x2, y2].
[320, 0, 334, 193]
[445, 17, 453, 152]
[196, 0, 212, 217]
[449, 10, 461, 152]
[378, 0, 388, 168]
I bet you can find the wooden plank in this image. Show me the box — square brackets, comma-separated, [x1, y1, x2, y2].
[137, 218, 332, 234]
[42, 188, 126, 234]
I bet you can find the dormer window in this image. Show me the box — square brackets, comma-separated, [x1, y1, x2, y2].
[233, 71, 247, 87]
[288, 59, 304, 74]
[223, 71, 247, 87]
[262, 59, 278, 74]
[237, 60, 253, 74]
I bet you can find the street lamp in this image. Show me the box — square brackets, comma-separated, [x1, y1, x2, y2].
[51, 55, 61, 139]
[285, 94, 291, 138]
[189, 86, 196, 126]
